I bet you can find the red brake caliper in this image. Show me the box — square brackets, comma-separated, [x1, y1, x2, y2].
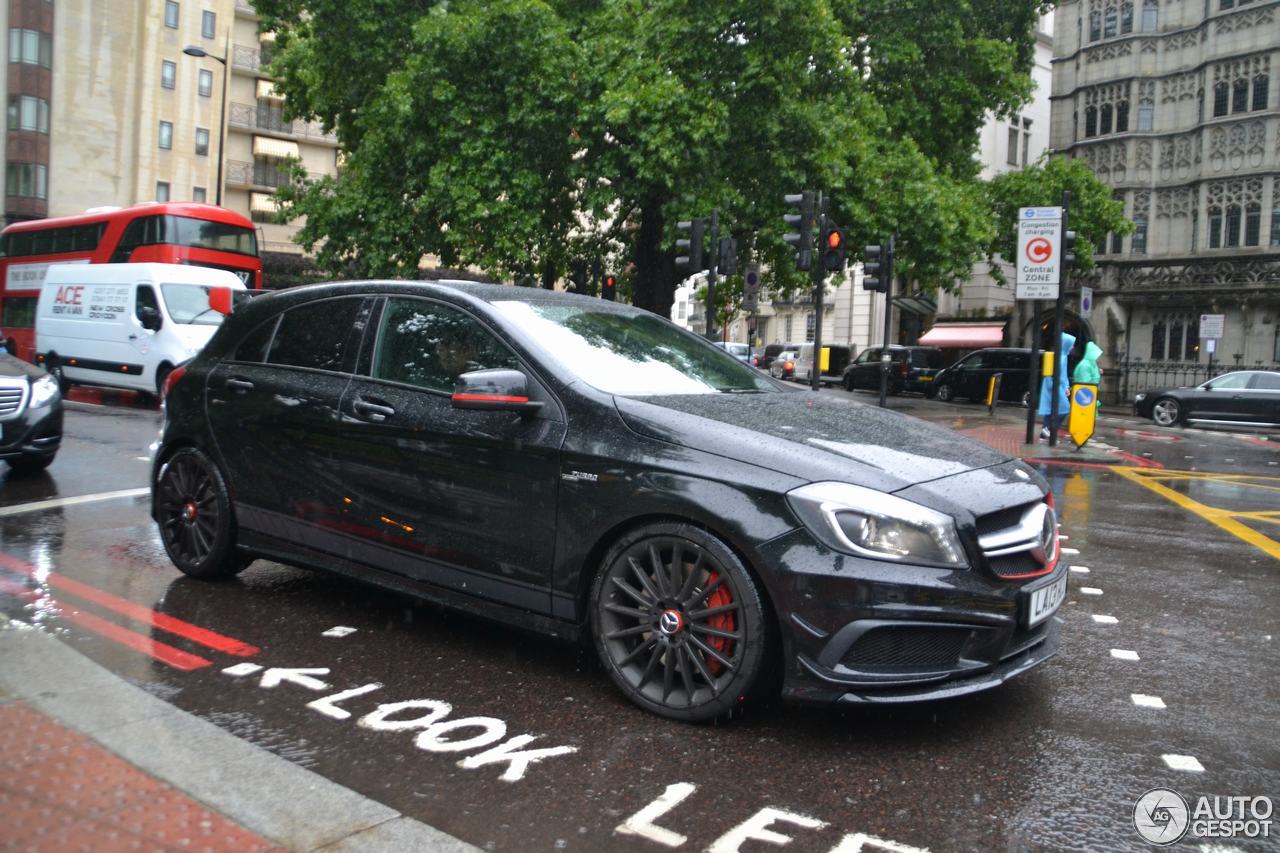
[701, 571, 735, 675]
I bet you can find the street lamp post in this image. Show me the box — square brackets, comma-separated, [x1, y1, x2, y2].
[183, 36, 229, 206]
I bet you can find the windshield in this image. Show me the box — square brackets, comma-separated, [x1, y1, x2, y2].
[723, 343, 750, 357]
[160, 284, 229, 326]
[169, 216, 258, 256]
[491, 301, 774, 395]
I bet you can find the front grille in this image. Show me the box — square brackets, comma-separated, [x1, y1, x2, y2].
[840, 626, 970, 672]
[976, 500, 1055, 581]
[0, 384, 26, 420]
[988, 554, 1043, 578]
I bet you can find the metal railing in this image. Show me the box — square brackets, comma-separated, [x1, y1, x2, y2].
[227, 102, 337, 143]
[1112, 359, 1280, 404]
[226, 159, 326, 188]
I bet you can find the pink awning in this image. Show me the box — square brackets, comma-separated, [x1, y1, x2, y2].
[917, 323, 1005, 348]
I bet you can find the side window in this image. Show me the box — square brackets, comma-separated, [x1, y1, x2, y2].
[959, 353, 985, 370]
[111, 219, 147, 263]
[1250, 373, 1280, 391]
[136, 285, 160, 321]
[372, 298, 517, 392]
[1210, 373, 1250, 390]
[268, 297, 364, 372]
[998, 352, 1025, 370]
[233, 317, 279, 363]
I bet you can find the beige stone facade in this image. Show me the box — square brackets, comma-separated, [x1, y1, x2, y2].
[3, 0, 338, 261]
[1048, 0, 1280, 399]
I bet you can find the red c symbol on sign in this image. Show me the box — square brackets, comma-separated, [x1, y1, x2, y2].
[1027, 238, 1053, 263]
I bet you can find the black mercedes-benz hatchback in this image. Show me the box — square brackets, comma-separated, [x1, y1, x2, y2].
[152, 281, 1065, 721]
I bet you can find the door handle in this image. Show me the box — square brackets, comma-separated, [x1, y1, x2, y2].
[128, 334, 139, 340]
[353, 398, 396, 421]
[226, 377, 255, 391]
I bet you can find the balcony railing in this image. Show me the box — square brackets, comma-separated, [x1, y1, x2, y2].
[226, 159, 326, 188]
[227, 102, 337, 143]
[231, 45, 266, 73]
[235, 0, 258, 16]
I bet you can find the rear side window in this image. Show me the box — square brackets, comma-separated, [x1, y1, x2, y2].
[268, 297, 364, 372]
[1251, 373, 1280, 390]
[912, 350, 943, 368]
[233, 317, 278, 363]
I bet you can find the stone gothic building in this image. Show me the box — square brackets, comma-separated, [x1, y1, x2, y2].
[1048, 0, 1278, 402]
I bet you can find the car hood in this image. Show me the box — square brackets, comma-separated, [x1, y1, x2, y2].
[615, 391, 1013, 492]
[0, 354, 43, 381]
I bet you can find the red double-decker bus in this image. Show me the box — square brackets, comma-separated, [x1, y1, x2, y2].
[0, 202, 262, 361]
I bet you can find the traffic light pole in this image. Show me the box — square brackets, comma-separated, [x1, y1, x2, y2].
[810, 193, 827, 392]
[705, 209, 720, 341]
[878, 234, 895, 408]
[1048, 191, 1071, 448]
[1024, 300, 1041, 445]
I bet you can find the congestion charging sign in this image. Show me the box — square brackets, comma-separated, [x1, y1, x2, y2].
[1015, 207, 1063, 300]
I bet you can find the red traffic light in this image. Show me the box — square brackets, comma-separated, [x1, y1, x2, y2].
[826, 230, 842, 249]
[605, 276, 616, 287]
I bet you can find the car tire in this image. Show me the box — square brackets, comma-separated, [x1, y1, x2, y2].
[45, 356, 68, 394]
[590, 522, 772, 722]
[843, 375, 854, 392]
[935, 383, 955, 403]
[1151, 397, 1182, 427]
[6, 453, 54, 475]
[154, 447, 245, 580]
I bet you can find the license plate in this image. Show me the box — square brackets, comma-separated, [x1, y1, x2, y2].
[918, 375, 933, 381]
[1026, 574, 1067, 627]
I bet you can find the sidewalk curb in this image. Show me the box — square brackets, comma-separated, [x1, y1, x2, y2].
[0, 616, 480, 853]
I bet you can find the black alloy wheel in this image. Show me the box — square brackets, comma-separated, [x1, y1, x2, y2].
[155, 448, 244, 579]
[935, 382, 955, 402]
[843, 374, 855, 391]
[591, 524, 769, 722]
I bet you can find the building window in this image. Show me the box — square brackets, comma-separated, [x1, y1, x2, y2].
[1191, 208, 1199, 252]
[8, 28, 52, 68]
[1253, 75, 1269, 111]
[1007, 125, 1019, 166]
[1220, 0, 1234, 8]
[1115, 100, 1129, 132]
[1184, 317, 1200, 361]
[1209, 206, 1223, 248]
[156, 181, 170, 202]
[1150, 319, 1166, 359]
[805, 314, 816, 343]
[1089, 11, 1102, 40]
[1120, 1, 1134, 33]
[1232, 79, 1249, 113]
[5, 163, 47, 199]
[7, 95, 49, 133]
[1213, 82, 1229, 117]
[1132, 215, 1148, 254]
[1022, 118, 1032, 165]
[195, 127, 209, 156]
[1137, 100, 1153, 131]
[1111, 231, 1124, 254]
[161, 60, 176, 90]
[193, 186, 207, 203]
[1104, 6, 1117, 37]
[784, 316, 793, 342]
[1244, 204, 1261, 246]
[202, 10, 216, 39]
[1225, 205, 1242, 247]
[1142, 0, 1158, 31]
[164, 1, 179, 28]
[159, 121, 173, 150]
[1272, 205, 1280, 246]
[1085, 106, 1098, 137]
[1100, 103, 1113, 134]
[198, 69, 213, 98]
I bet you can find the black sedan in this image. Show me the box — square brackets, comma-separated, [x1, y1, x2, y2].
[1134, 370, 1280, 428]
[0, 353, 62, 474]
[152, 281, 1064, 721]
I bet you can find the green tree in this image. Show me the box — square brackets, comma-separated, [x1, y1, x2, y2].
[986, 155, 1134, 284]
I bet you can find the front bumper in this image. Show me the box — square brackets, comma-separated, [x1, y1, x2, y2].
[0, 401, 62, 461]
[760, 529, 1064, 705]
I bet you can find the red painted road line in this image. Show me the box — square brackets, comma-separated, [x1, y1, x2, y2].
[0, 552, 259, 657]
[1112, 449, 1165, 468]
[59, 607, 212, 671]
[0, 573, 38, 602]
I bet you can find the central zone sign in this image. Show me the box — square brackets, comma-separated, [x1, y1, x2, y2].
[1016, 207, 1063, 301]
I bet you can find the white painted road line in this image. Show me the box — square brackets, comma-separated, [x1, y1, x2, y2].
[1092, 615, 1119, 624]
[1111, 649, 1140, 661]
[1069, 565, 1090, 574]
[323, 626, 358, 638]
[1132, 694, 1166, 709]
[1162, 754, 1205, 772]
[1080, 587, 1103, 596]
[1058, 534, 1069, 541]
[223, 662, 264, 677]
[0, 487, 151, 518]
[1061, 547, 1081, 555]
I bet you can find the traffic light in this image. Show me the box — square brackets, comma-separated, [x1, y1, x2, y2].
[862, 241, 892, 292]
[719, 236, 737, 276]
[1062, 230, 1077, 268]
[602, 274, 617, 301]
[783, 191, 815, 271]
[676, 219, 706, 272]
[822, 227, 846, 272]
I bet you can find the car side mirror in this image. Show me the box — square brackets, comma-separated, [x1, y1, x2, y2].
[452, 368, 543, 415]
[139, 306, 163, 331]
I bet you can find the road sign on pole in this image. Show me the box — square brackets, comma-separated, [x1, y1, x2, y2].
[1080, 285, 1093, 319]
[1015, 207, 1063, 301]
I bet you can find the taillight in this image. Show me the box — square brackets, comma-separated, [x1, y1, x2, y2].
[784, 361, 793, 370]
[899, 362, 908, 377]
[162, 365, 187, 400]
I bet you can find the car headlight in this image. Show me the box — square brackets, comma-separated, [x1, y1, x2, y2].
[29, 374, 59, 408]
[1134, 392, 1147, 403]
[786, 481, 968, 568]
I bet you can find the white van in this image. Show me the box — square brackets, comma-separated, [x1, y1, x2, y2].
[792, 343, 854, 384]
[36, 263, 245, 394]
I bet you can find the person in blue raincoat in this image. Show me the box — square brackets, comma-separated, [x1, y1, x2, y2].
[1072, 340, 1103, 413]
[1038, 332, 1075, 438]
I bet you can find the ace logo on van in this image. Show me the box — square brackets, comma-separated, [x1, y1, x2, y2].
[50, 285, 86, 316]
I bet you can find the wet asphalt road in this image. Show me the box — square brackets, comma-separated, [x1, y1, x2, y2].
[1, 396, 1277, 852]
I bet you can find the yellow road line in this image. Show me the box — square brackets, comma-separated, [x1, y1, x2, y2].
[1113, 467, 1280, 561]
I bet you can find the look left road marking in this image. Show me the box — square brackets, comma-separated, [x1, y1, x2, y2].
[0, 487, 150, 518]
